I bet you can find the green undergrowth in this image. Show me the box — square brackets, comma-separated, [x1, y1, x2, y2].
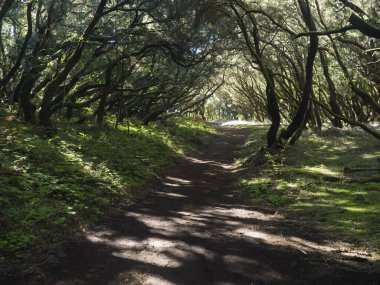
[0, 116, 214, 271]
[239, 126, 380, 255]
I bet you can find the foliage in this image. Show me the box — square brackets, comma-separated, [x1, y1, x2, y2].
[239, 125, 380, 255]
[0, 0, 379, 145]
[0, 116, 213, 271]
[0, 0, 226, 126]
[218, 0, 380, 146]
[0, 0, 379, 278]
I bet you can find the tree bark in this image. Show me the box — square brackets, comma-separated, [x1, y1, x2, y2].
[38, 0, 108, 126]
[330, 39, 380, 115]
[0, 0, 15, 65]
[319, 50, 343, 128]
[230, 1, 281, 147]
[278, 0, 319, 145]
[349, 14, 380, 39]
[0, 1, 33, 91]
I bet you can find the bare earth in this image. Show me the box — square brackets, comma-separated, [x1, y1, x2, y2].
[6, 127, 380, 285]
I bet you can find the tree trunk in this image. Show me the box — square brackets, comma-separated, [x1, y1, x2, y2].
[265, 75, 281, 147]
[279, 0, 319, 145]
[14, 72, 40, 123]
[0, 1, 32, 91]
[38, 0, 108, 126]
[230, 2, 281, 147]
[319, 50, 343, 128]
[96, 94, 108, 124]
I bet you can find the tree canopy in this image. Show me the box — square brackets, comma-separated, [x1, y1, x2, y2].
[0, 0, 379, 145]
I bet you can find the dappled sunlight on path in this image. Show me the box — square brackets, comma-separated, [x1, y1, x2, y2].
[26, 127, 379, 285]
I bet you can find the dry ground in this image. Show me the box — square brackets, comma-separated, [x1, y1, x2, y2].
[4, 127, 380, 285]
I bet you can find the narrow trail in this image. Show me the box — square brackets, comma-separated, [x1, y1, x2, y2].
[13, 127, 380, 284]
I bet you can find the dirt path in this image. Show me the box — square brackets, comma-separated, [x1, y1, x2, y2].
[9, 127, 380, 284]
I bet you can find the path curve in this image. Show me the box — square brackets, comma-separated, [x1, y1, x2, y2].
[10, 127, 380, 284]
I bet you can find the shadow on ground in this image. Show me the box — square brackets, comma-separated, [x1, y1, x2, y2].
[3, 127, 380, 285]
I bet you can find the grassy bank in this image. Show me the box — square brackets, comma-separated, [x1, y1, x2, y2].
[0, 116, 214, 272]
[239, 125, 380, 256]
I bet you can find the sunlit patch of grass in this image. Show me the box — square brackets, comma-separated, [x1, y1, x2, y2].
[302, 165, 342, 177]
[362, 153, 378, 159]
[0, 116, 213, 270]
[239, 126, 380, 255]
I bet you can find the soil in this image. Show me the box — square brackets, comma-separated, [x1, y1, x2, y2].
[3, 127, 380, 285]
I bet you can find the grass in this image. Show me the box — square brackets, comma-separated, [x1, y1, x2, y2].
[239, 125, 380, 256]
[0, 115, 214, 272]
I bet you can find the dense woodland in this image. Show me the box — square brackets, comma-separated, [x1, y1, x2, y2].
[1, 0, 380, 281]
[0, 0, 379, 145]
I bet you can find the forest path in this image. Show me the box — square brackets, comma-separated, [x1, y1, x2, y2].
[18, 127, 380, 284]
